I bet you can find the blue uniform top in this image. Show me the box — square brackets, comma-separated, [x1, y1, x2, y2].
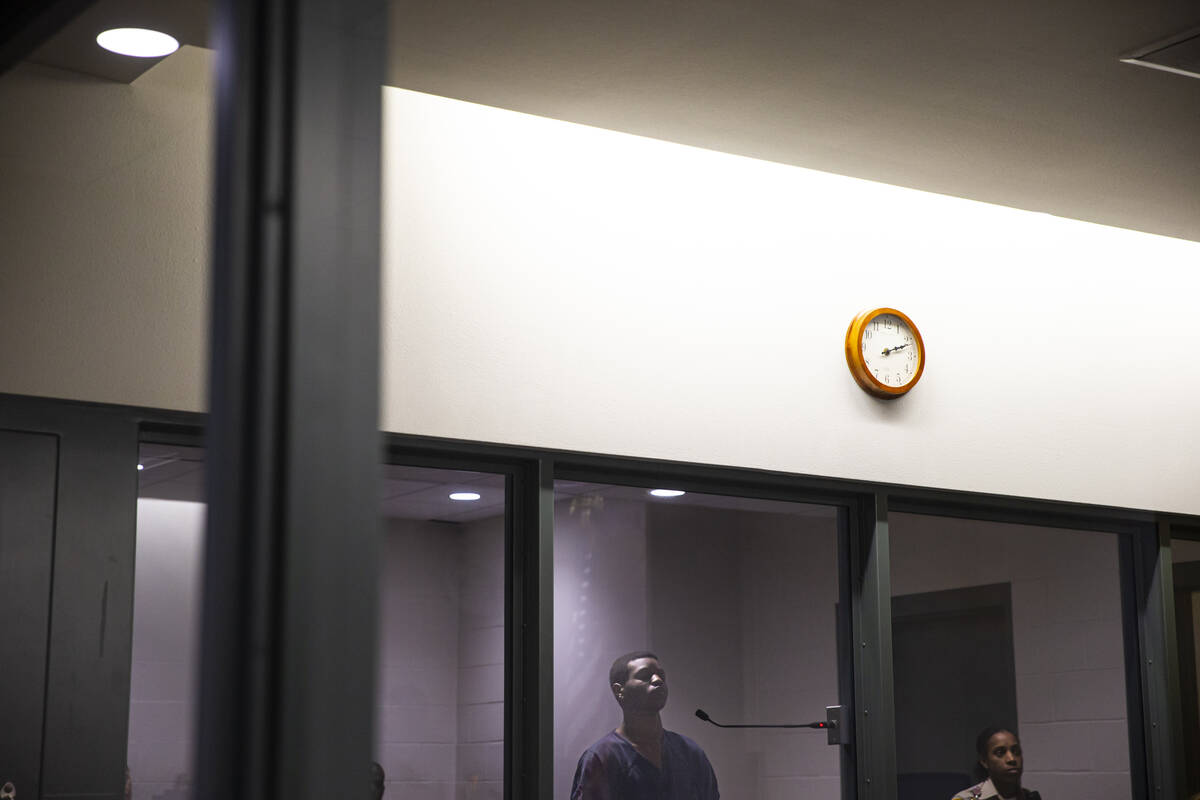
[570, 730, 720, 800]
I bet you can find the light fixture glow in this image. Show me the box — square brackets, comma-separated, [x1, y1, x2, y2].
[96, 28, 179, 58]
[449, 491, 481, 501]
[648, 489, 685, 498]
[137, 463, 145, 471]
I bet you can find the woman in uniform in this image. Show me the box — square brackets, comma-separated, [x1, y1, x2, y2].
[952, 726, 1041, 800]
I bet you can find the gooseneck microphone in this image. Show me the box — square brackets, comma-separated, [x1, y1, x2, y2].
[695, 708, 828, 730]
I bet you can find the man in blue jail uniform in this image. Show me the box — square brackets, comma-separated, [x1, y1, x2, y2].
[571, 651, 720, 800]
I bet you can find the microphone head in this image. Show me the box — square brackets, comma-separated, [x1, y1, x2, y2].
[695, 708, 710, 722]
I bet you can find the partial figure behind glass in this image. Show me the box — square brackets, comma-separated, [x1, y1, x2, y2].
[952, 726, 1041, 800]
[571, 651, 720, 800]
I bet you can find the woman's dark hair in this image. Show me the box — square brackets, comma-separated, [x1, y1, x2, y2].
[972, 725, 1018, 781]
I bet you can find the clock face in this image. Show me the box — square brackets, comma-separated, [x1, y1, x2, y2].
[844, 307, 925, 398]
[860, 313, 920, 389]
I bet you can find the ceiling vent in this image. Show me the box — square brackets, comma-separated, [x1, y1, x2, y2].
[1121, 26, 1200, 79]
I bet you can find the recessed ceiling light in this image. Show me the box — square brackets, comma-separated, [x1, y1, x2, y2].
[96, 28, 180, 58]
[449, 492, 481, 501]
[648, 489, 685, 498]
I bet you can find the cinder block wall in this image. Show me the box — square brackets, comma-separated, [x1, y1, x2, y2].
[646, 504, 843, 800]
[455, 516, 505, 800]
[376, 518, 462, 799]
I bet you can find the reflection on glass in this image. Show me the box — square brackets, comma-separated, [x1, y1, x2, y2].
[375, 466, 507, 800]
[891, 514, 1130, 800]
[554, 482, 843, 800]
[128, 443, 206, 798]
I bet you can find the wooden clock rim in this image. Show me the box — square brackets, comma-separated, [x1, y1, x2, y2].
[844, 307, 925, 398]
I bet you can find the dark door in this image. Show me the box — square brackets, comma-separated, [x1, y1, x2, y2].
[0, 396, 141, 799]
[0, 430, 59, 799]
[1174, 557, 1200, 797]
[892, 583, 1018, 800]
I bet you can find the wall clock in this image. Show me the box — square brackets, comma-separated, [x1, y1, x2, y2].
[844, 307, 925, 398]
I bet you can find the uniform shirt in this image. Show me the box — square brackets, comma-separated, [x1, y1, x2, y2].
[952, 778, 1041, 800]
[570, 730, 720, 800]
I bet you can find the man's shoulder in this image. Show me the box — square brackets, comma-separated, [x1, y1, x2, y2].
[578, 730, 627, 760]
[663, 729, 710, 758]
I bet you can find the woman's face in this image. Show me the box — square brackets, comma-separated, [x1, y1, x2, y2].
[981, 730, 1023, 784]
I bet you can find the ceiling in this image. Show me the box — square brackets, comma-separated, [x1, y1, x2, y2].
[137, 444, 834, 522]
[23, 0, 1200, 241]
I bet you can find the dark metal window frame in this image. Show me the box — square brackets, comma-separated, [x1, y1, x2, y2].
[0, 394, 1189, 799]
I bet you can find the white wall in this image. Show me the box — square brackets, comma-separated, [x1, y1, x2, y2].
[6, 54, 1199, 515]
[456, 515, 505, 800]
[553, 497, 649, 800]
[646, 504, 843, 800]
[128, 499, 205, 800]
[375, 515, 506, 800]
[381, 87, 1200, 515]
[376, 518, 462, 798]
[0, 50, 212, 412]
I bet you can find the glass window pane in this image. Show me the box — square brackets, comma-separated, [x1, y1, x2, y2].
[128, 442, 207, 797]
[1173, 536, 1200, 565]
[890, 513, 1131, 800]
[554, 481, 844, 800]
[376, 466, 507, 800]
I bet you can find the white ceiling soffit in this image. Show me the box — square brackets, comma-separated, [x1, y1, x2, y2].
[22, 0, 1200, 242]
[385, 0, 1200, 243]
[1121, 26, 1200, 80]
[26, 0, 209, 83]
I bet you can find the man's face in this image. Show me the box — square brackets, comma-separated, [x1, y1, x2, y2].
[980, 731, 1022, 784]
[613, 656, 668, 712]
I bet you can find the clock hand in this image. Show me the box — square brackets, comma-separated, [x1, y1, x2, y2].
[881, 343, 911, 356]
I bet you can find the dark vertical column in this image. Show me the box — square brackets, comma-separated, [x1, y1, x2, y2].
[0, 430, 58, 800]
[1128, 521, 1184, 800]
[851, 492, 897, 800]
[836, 504, 859, 800]
[195, 0, 384, 796]
[509, 458, 554, 800]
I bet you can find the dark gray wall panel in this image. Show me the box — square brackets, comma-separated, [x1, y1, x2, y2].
[0, 429, 59, 799]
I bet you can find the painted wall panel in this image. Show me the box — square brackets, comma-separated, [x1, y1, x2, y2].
[0, 50, 212, 412]
[381, 87, 1200, 514]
